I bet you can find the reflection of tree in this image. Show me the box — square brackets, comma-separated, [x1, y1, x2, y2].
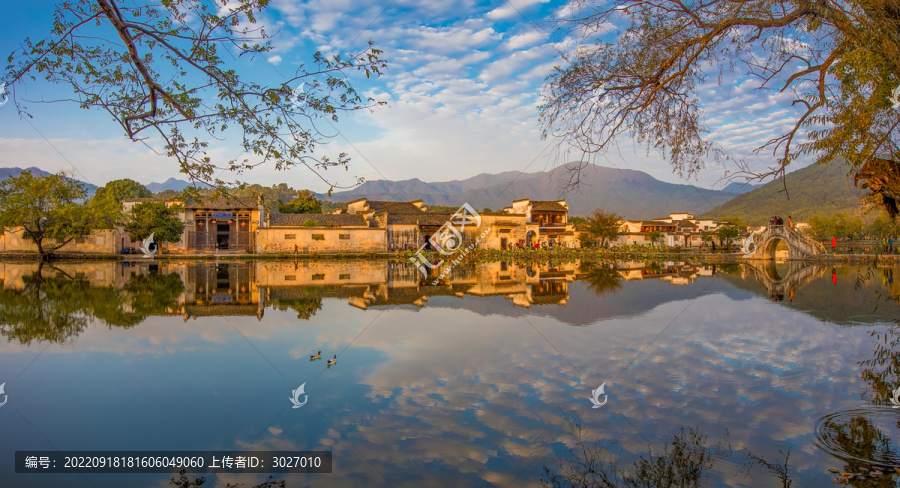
[579, 263, 623, 296]
[818, 415, 897, 485]
[0, 265, 185, 344]
[271, 298, 323, 320]
[122, 272, 185, 320]
[0, 266, 90, 344]
[541, 415, 730, 488]
[169, 468, 285, 487]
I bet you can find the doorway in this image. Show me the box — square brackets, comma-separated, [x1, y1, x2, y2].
[217, 223, 230, 249]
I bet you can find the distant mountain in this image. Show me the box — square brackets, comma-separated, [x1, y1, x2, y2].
[146, 177, 193, 193]
[323, 163, 739, 218]
[721, 182, 762, 194]
[702, 160, 863, 225]
[0, 166, 99, 194]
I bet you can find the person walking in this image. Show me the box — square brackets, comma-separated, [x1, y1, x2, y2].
[889, 236, 894, 254]
[832, 236, 837, 253]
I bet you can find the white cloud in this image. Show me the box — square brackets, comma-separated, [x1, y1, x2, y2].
[267, 55, 283, 65]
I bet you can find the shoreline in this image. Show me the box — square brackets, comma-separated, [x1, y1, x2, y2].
[2, 248, 898, 264]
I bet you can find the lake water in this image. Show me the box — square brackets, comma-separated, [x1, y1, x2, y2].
[1, 259, 900, 487]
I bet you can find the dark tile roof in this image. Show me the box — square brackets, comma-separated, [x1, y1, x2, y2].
[530, 201, 567, 212]
[387, 213, 452, 225]
[269, 213, 368, 227]
[365, 201, 426, 213]
[183, 196, 258, 209]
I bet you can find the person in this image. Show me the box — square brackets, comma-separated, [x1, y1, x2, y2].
[711, 241, 716, 253]
[832, 236, 837, 253]
[788, 216, 793, 229]
[889, 236, 894, 254]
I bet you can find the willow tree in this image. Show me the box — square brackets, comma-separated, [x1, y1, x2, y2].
[541, 0, 900, 213]
[4, 0, 386, 193]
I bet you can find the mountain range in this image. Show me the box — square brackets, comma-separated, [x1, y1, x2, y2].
[322, 164, 741, 218]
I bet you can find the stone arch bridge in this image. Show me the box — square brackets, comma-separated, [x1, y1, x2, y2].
[740, 225, 827, 260]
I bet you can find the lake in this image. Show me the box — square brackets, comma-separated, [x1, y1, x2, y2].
[1, 258, 899, 487]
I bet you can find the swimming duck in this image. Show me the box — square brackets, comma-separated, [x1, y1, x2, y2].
[310, 351, 322, 360]
[327, 354, 337, 365]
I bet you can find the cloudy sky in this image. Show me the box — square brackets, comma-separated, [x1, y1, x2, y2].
[0, 0, 807, 193]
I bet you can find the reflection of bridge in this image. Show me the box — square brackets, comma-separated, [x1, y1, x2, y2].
[743, 226, 827, 260]
[740, 260, 827, 296]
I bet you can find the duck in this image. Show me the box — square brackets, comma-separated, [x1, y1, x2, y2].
[310, 351, 322, 360]
[327, 354, 337, 365]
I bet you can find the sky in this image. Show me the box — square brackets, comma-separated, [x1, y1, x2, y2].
[0, 0, 811, 193]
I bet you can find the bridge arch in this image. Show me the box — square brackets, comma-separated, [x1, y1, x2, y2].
[742, 226, 826, 260]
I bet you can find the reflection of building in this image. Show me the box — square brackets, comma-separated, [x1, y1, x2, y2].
[614, 261, 713, 285]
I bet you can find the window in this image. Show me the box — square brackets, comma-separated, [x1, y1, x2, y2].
[284, 275, 296, 281]
[339, 234, 350, 240]
[312, 234, 325, 240]
[339, 274, 350, 280]
[284, 234, 296, 240]
[312, 273, 325, 280]
[75, 237, 86, 244]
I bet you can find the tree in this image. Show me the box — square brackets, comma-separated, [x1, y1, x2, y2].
[716, 226, 740, 249]
[583, 209, 622, 246]
[4, 1, 387, 193]
[278, 190, 323, 214]
[647, 230, 664, 246]
[808, 212, 864, 239]
[541, 0, 900, 214]
[124, 201, 186, 247]
[94, 179, 152, 203]
[0, 170, 115, 256]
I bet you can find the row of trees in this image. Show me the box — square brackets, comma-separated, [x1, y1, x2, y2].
[805, 211, 900, 240]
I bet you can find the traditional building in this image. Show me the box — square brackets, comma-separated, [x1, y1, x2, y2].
[503, 199, 577, 248]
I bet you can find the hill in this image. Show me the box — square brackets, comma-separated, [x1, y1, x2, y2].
[702, 160, 863, 225]
[0, 166, 99, 194]
[324, 163, 739, 218]
[146, 177, 194, 193]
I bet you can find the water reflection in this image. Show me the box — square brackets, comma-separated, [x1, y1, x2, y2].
[5, 259, 900, 487]
[3, 260, 900, 344]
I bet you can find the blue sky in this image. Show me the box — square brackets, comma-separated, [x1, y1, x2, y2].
[0, 0, 808, 193]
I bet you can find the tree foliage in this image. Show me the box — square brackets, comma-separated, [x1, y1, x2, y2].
[0, 170, 116, 255]
[124, 201, 186, 244]
[278, 189, 323, 214]
[715, 225, 740, 248]
[4, 0, 387, 193]
[95, 179, 153, 202]
[542, 0, 900, 213]
[807, 211, 865, 239]
[583, 209, 623, 246]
